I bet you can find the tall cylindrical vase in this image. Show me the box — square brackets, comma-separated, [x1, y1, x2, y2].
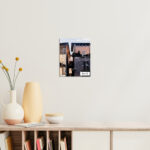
[3, 90, 24, 125]
[22, 82, 43, 123]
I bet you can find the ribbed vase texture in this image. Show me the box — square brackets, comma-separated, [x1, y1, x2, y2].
[22, 82, 43, 123]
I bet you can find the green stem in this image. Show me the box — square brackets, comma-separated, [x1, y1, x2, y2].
[1, 68, 9, 81]
[13, 61, 17, 88]
[1, 63, 13, 90]
[7, 72, 13, 90]
[0, 67, 12, 90]
[14, 71, 20, 89]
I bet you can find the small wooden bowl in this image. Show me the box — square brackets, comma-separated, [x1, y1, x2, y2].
[45, 113, 64, 124]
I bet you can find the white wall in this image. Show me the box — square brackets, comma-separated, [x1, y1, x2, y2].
[0, 0, 150, 123]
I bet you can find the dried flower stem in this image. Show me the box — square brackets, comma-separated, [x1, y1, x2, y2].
[1, 67, 10, 84]
[14, 71, 20, 89]
[0, 58, 22, 90]
[13, 61, 17, 88]
[1, 63, 13, 90]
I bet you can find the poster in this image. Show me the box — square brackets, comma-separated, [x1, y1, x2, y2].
[59, 38, 91, 77]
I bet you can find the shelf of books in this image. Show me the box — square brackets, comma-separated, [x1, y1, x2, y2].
[0, 130, 72, 150]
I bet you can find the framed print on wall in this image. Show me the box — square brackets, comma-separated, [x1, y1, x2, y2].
[59, 38, 91, 77]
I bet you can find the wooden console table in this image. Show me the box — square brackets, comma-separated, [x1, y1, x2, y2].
[1, 122, 150, 150]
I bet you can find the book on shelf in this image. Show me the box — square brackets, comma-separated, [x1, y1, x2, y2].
[0, 131, 9, 150]
[48, 138, 53, 150]
[5, 136, 13, 150]
[60, 137, 67, 150]
[0, 131, 13, 150]
[24, 140, 32, 150]
[37, 136, 45, 150]
[36, 138, 41, 150]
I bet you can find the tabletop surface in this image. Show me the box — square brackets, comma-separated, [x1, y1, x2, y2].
[1, 122, 150, 131]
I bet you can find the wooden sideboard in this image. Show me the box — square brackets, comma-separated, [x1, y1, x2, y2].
[1, 122, 150, 150]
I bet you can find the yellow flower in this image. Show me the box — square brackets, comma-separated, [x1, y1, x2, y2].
[0, 60, 2, 63]
[15, 57, 19, 61]
[5, 68, 9, 71]
[19, 68, 23, 71]
[2, 66, 5, 69]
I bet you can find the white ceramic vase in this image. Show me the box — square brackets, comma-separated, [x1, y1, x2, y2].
[3, 90, 24, 125]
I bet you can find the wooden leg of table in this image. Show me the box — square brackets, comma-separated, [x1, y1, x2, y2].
[22, 131, 25, 150]
[46, 131, 49, 150]
[34, 131, 37, 150]
[58, 131, 61, 150]
[71, 131, 73, 150]
[110, 131, 113, 150]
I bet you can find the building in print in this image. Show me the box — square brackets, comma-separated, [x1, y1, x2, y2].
[59, 39, 90, 77]
[72, 43, 90, 76]
[59, 43, 67, 76]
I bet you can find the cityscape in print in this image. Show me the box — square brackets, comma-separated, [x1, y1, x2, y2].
[59, 38, 91, 77]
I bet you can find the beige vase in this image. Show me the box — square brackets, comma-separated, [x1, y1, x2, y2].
[22, 82, 43, 123]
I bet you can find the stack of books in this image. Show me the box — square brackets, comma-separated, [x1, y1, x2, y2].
[24, 140, 32, 150]
[0, 131, 13, 150]
[60, 137, 67, 150]
[48, 138, 53, 150]
[37, 137, 45, 150]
